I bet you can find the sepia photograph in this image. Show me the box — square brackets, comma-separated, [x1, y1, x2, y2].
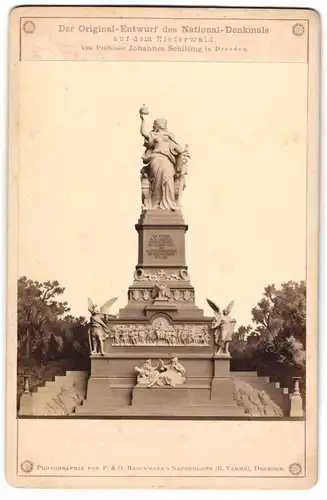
[6, 5, 319, 489]
[17, 56, 307, 421]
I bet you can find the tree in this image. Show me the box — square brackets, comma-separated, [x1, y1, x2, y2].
[251, 281, 306, 345]
[230, 325, 252, 356]
[18, 277, 70, 360]
[48, 315, 89, 361]
[231, 281, 306, 372]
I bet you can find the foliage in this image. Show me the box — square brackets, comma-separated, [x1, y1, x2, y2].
[230, 325, 259, 359]
[231, 281, 306, 390]
[18, 277, 69, 359]
[17, 276, 89, 366]
[251, 281, 306, 346]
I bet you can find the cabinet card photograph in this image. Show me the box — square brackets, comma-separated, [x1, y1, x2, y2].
[7, 5, 319, 489]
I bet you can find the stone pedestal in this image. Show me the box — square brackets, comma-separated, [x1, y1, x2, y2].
[289, 393, 304, 417]
[77, 352, 243, 416]
[290, 377, 304, 417]
[85, 377, 113, 404]
[136, 209, 187, 268]
[77, 209, 243, 417]
[19, 392, 33, 416]
[118, 209, 205, 321]
[213, 355, 232, 377]
[132, 386, 190, 406]
[210, 356, 235, 405]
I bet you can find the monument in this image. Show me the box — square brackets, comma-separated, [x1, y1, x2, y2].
[76, 106, 244, 416]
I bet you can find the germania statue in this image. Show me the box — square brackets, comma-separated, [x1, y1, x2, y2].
[139, 104, 190, 210]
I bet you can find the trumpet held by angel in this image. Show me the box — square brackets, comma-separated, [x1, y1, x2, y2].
[87, 296, 118, 355]
[206, 298, 236, 355]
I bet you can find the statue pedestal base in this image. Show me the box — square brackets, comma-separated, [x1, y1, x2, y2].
[290, 393, 304, 417]
[19, 392, 33, 416]
[210, 355, 234, 403]
[75, 404, 245, 417]
[76, 208, 243, 417]
[75, 353, 245, 417]
[132, 385, 190, 406]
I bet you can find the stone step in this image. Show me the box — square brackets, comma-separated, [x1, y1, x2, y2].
[36, 385, 62, 394]
[54, 375, 69, 383]
[246, 380, 289, 394]
[233, 377, 291, 415]
[232, 371, 258, 377]
[109, 383, 211, 390]
[232, 372, 291, 391]
[31, 393, 54, 407]
[65, 371, 89, 378]
[54, 374, 87, 384]
[75, 404, 246, 417]
[35, 376, 87, 401]
[20, 370, 89, 416]
[235, 377, 271, 383]
[44, 380, 59, 387]
[242, 381, 289, 412]
[72, 380, 88, 399]
[35, 382, 87, 398]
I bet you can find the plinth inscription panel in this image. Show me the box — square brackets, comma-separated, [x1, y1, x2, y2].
[141, 229, 185, 266]
[146, 233, 177, 260]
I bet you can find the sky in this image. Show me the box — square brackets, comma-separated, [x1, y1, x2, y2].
[18, 61, 307, 325]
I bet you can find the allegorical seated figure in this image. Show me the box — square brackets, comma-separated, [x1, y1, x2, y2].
[135, 359, 163, 386]
[139, 104, 190, 210]
[135, 358, 186, 388]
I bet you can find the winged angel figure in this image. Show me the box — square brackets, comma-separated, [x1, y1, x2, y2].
[88, 297, 118, 355]
[206, 299, 236, 355]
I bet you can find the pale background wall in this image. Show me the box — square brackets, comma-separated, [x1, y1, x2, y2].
[18, 61, 307, 325]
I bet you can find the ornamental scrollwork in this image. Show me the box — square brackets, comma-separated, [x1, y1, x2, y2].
[134, 268, 190, 282]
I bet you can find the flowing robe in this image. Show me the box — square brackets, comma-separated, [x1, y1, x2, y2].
[142, 130, 183, 210]
[212, 313, 236, 349]
[149, 359, 186, 387]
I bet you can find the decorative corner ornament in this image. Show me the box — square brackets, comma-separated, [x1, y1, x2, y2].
[292, 23, 305, 36]
[289, 463, 302, 476]
[20, 460, 34, 473]
[23, 20, 35, 34]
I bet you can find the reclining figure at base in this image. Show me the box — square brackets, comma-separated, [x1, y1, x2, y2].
[135, 358, 186, 388]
